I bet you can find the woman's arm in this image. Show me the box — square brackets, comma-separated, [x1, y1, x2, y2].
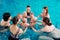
[32, 27, 45, 33]
[23, 27, 28, 33]
[19, 27, 28, 34]
[37, 13, 42, 18]
[31, 27, 41, 32]
[36, 20, 43, 26]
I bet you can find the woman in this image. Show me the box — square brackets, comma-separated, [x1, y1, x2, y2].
[23, 5, 33, 23]
[9, 16, 28, 40]
[0, 12, 12, 32]
[23, 5, 31, 18]
[32, 17, 60, 40]
[0, 12, 11, 26]
[38, 6, 50, 18]
[37, 6, 50, 26]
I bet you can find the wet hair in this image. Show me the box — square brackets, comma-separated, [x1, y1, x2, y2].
[43, 17, 52, 26]
[43, 7, 47, 9]
[12, 16, 18, 25]
[3, 12, 11, 21]
[27, 5, 30, 8]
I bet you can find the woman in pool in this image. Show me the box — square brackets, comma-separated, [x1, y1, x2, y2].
[37, 6, 50, 24]
[32, 17, 60, 40]
[23, 5, 33, 23]
[9, 16, 28, 40]
[23, 5, 31, 18]
[0, 12, 11, 27]
[38, 6, 50, 18]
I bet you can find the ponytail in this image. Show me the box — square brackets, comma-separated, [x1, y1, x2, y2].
[43, 17, 52, 26]
[46, 22, 52, 26]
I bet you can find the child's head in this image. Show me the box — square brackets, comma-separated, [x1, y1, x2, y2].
[12, 16, 18, 25]
[22, 18, 27, 23]
[42, 17, 52, 26]
[17, 14, 22, 19]
[3, 12, 11, 21]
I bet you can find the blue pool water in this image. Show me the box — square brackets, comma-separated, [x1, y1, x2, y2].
[0, 0, 60, 40]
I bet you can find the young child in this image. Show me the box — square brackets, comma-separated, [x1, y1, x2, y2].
[17, 14, 22, 23]
[30, 13, 37, 27]
[20, 17, 29, 30]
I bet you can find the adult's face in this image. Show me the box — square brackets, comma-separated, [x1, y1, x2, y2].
[27, 7, 31, 12]
[43, 9, 46, 13]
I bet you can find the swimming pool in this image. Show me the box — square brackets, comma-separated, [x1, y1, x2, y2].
[0, 0, 60, 40]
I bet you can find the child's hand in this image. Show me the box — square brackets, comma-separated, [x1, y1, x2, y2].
[30, 22, 35, 27]
[20, 22, 23, 26]
[23, 23, 29, 28]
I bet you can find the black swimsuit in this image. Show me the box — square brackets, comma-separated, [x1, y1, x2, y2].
[8, 29, 20, 40]
[27, 12, 31, 23]
[27, 12, 31, 16]
[0, 26, 9, 31]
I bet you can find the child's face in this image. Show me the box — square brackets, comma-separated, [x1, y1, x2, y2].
[20, 15, 22, 18]
[22, 18, 27, 23]
[18, 14, 22, 19]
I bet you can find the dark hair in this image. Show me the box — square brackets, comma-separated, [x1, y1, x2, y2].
[12, 16, 18, 25]
[43, 17, 52, 26]
[27, 5, 30, 8]
[3, 12, 11, 21]
[43, 6, 47, 9]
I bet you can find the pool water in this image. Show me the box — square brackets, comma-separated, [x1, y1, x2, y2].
[0, 0, 60, 40]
